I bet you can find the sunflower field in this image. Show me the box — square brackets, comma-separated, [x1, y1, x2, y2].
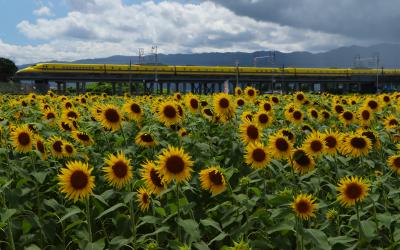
[1, 87, 400, 250]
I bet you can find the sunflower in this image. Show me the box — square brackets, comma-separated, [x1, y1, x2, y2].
[254, 111, 272, 128]
[202, 108, 214, 120]
[123, 100, 144, 122]
[337, 176, 369, 207]
[384, 115, 399, 130]
[158, 101, 181, 126]
[320, 110, 331, 121]
[387, 155, 400, 175]
[135, 132, 158, 147]
[244, 86, 257, 101]
[178, 127, 189, 137]
[268, 133, 292, 159]
[291, 193, 317, 220]
[239, 121, 261, 144]
[340, 110, 356, 126]
[199, 167, 227, 196]
[58, 161, 95, 202]
[63, 142, 76, 158]
[48, 136, 64, 158]
[358, 107, 374, 127]
[326, 209, 338, 222]
[62, 108, 80, 121]
[157, 145, 194, 184]
[103, 151, 133, 189]
[278, 128, 296, 143]
[213, 93, 235, 119]
[59, 119, 77, 132]
[333, 104, 344, 115]
[291, 148, 315, 174]
[302, 132, 326, 157]
[34, 136, 47, 160]
[287, 109, 303, 124]
[136, 187, 151, 212]
[308, 108, 319, 120]
[11, 125, 33, 153]
[98, 104, 122, 130]
[140, 161, 165, 194]
[358, 129, 380, 149]
[43, 108, 57, 123]
[340, 133, 371, 157]
[236, 97, 245, 107]
[322, 131, 341, 155]
[184, 94, 200, 113]
[245, 142, 270, 169]
[363, 98, 380, 112]
[294, 91, 306, 104]
[259, 101, 273, 113]
[173, 92, 182, 101]
[71, 131, 94, 146]
[234, 87, 243, 96]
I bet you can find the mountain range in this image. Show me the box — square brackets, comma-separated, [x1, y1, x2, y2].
[19, 43, 400, 69]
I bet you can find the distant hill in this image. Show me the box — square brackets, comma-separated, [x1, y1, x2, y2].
[19, 43, 400, 69]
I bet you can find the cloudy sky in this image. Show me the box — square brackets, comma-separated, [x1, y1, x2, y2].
[0, 0, 397, 64]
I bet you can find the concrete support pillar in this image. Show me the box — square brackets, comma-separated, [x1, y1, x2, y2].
[118, 82, 123, 96]
[76, 82, 80, 95]
[112, 82, 116, 95]
[63, 82, 67, 94]
[167, 82, 171, 95]
[82, 82, 86, 93]
[57, 82, 61, 95]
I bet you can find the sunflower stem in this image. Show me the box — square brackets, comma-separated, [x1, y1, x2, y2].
[120, 124, 128, 148]
[128, 183, 136, 248]
[175, 182, 182, 242]
[85, 197, 93, 244]
[356, 202, 361, 241]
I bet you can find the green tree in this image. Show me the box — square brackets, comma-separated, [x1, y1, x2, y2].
[0, 58, 18, 82]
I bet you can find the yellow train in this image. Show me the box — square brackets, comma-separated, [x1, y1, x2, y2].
[16, 63, 400, 77]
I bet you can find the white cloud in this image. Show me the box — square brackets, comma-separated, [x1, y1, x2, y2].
[4, 1, 361, 64]
[33, 6, 52, 16]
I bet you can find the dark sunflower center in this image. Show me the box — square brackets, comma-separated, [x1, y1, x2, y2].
[322, 111, 330, 119]
[47, 112, 55, 119]
[362, 132, 376, 144]
[177, 105, 183, 116]
[252, 148, 266, 162]
[311, 110, 318, 118]
[37, 141, 45, 153]
[237, 89, 242, 95]
[247, 89, 255, 96]
[67, 111, 78, 119]
[296, 94, 304, 101]
[310, 140, 323, 152]
[246, 114, 253, 121]
[294, 150, 311, 166]
[18, 132, 31, 146]
[258, 114, 269, 124]
[295, 200, 311, 213]
[343, 111, 353, 121]
[246, 125, 259, 139]
[77, 133, 90, 141]
[201, 101, 208, 106]
[190, 99, 199, 109]
[65, 145, 73, 154]
[368, 100, 378, 109]
[302, 125, 312, 132]
[276, 138, 289, 151]
[61, 122, 72, 131]
[163, 105, 177, 118]
[176, 94, 181, 100]
[130, 103, 141, 114]
[263, 103, 272, 111]
[112, 160, 128, 178]
[272, 97, 279, 103]
[324, 136, 337, 148]
[393, 157, 400, 169]
[104, 109, 120, 123]
[219, 98, 229, 108]
[389, 119, 398, 126]
[150, 169, 164, 187]
[204, 108, 213, 116]
[335, 105, 344, 114]
[142, 193, 149, 204]
[141, 133, 154, 143]
[208, 170, 223, 185]
[237, 99, 245, 106]
[384, 96, 390, 102]
[44, 104, 50, 109]
[53, 141, 63, 152]
[165, 155, 185, 174]
[65, 102, 72, 109]
[293, 111, 302, 120]
[70, 170, 88, 190]
[361, 110, 370, 120]
[350, 137, 367, 149]
[344, 183, 362, 199]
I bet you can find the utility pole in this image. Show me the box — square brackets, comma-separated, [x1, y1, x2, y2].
[235, 59, 239, 90]
[152, 45, 158, 82]
[138, 48, 144, 64]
